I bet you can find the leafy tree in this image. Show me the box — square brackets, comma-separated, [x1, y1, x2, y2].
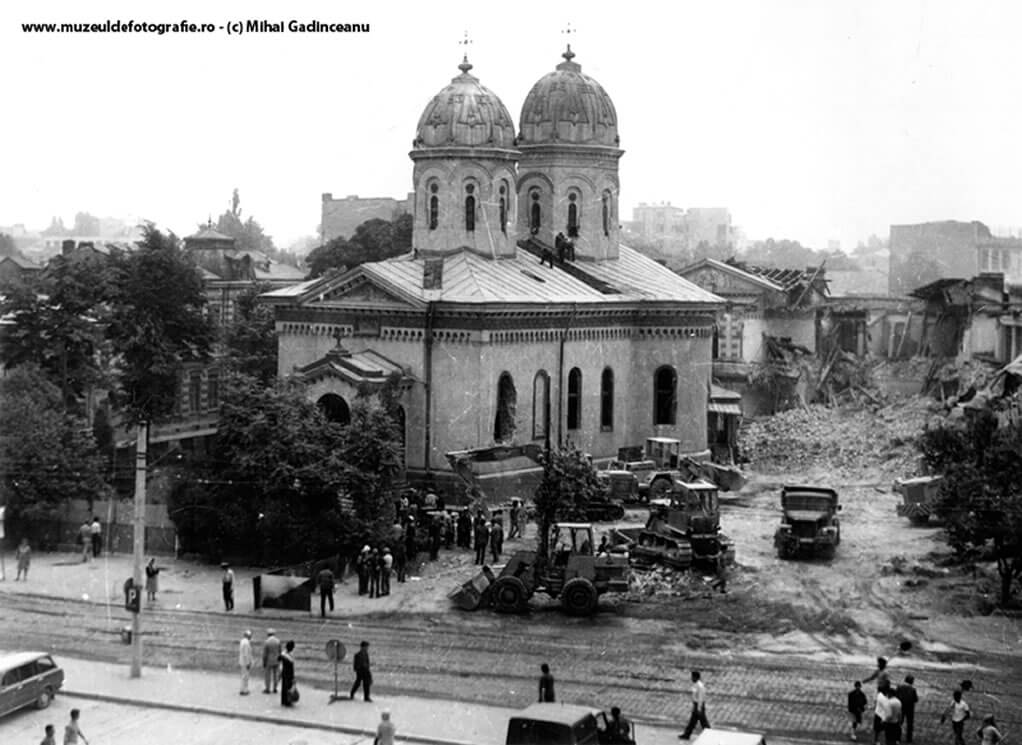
[306, 215, 412, 278]
[105, 224, 214, 423]
[918, 414, 1022, 606]
[0, 366, 108, 540]
[533, 448, 604, 561]
[215, 188, 277, 256]
[223, 283, 277, 385]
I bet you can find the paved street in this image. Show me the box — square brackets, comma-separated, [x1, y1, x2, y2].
[1, 557, 1020, 745]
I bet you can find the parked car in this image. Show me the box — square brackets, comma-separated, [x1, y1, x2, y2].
[506, 702, 635, 745]
[691, 729, 767, 745]
[0, 652, 64, 717]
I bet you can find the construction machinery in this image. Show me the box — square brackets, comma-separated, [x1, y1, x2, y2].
[602, 438, 746, 502]
[773, 485, 841, 559]
[611, 479, 734, 570]
[451, 521, 630, 616]
[894, 475, 944, 525]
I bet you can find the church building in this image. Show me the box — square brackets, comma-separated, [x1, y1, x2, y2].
[264, 47, 725, 492]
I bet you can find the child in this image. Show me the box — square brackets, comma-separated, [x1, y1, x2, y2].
[848, 680, 868, 741]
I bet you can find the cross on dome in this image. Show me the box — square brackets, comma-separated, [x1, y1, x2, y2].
[458, 30, 473, 73]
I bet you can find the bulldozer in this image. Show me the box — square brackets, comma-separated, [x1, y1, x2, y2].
[610, 479, 734, 570]
[451, 521, 630, 616]
[601, 437, 746, 502]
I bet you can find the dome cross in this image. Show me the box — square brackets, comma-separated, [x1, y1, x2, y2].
[458, 30, 473, 73]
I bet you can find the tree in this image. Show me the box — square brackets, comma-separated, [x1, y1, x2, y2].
[215, 188, 277, 257]
[106, 224, 214, 422]
[223, 283, 278, 385]
[918, 414, 1022, 606]
[306, 215, 412, 278]
[533, 448, 604, 561]
[0, 366, 108, 540]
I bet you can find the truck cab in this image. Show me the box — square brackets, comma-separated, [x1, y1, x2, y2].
[774, 484, 841, 559]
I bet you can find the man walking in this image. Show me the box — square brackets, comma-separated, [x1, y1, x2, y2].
[221, 562, 235, 611]
[263, 629, 281, 694]
[78, 520, 92, 563]
[679, 670, 710, 740]
[940, 689, 970, 745]
[63, 709, 89, 745]
[848, 680, 868, 741]
[350, 640, 373, 701]
[238, 630, 253, 695]
[317, 564, 335, 617]
[895, 675, 918, 743]
[90, 516, 102, 559]
[538, 663, 556, 702]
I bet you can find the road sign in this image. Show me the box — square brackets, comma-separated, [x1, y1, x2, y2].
[325, 639, 346, 662]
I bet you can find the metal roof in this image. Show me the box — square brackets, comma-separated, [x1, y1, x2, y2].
[725, 258, 827, 294]
[678, 257, 785, 293]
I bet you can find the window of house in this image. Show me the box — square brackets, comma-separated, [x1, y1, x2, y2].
[429, 183, 439, 230]
[188, 371, 202, 413]
[207, 371, 220, 410]
[499, 184, 507, 235]
[530, 190, 541, 235]
[602, 191, 611, 236]
[653, 365, 677, 425]
[600, 367, 614, 430]
[532, 370, 550, 440]
[465, 184, 476, 232]
[567, 367, 582, 430]
[567, 193, 579, 238]
[494, 372, 516, 442]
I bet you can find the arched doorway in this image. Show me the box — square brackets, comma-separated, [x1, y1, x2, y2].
[318, 393, 351, 425]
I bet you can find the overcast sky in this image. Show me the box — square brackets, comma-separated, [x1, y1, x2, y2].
[5, 0, 1022, 251]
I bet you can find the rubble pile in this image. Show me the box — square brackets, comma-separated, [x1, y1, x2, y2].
[740, 396, 940, 478]
[624, 566, 719, 601]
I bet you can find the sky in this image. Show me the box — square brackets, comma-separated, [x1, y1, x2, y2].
[4, 0, 1022, 251]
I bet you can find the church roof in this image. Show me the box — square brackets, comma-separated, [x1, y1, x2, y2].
[186, 225, 234, 243]
[264, 245, 722, 308]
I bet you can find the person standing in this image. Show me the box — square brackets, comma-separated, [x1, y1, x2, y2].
[381, 547, 393, 596]
[429, 517, 442, 561]
[78, 521, 91, 563]
[238, 630, 253, 695]
[40, 724, 57, 745]
[679, 670, 710, 740]
[90, 516, 102, 558]
[405, 519, 418, 567]
[474, 520, 489, 565]
[357, 545, 370, 596]
[884, 683, 902, 745]
[145, 557, 160, 602]
[940, 689, 970, 745]
[317, 565, 335, 617]
[15, 537, 31, 581]
[490, 520, 504, 563]
[393, 540, 407, 584]
[710, 553, 728, 594]
[63, 708, 89, 745]
[895, 675, 918, 743]
[279, 640, 296, 707]
[864, 657, 891, 695]
[350, 640, 373, 701]
[872, 684, 891, 745]
[607, 706, 633, 744]
[848, 680, 868, 741]
[538, 663, 555, 702]
[376, 710, 396, 745]
[508, 501, 520, 540]
[263, 629, 281, 694]
[368, 548, 381, 599]
[977, 715, 1003, 745]
[221, 562, 235, 611]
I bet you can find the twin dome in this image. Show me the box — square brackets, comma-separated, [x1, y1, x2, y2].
[413, 47, 619, 151]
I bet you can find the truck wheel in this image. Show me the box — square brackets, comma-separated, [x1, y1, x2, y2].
[561, 577, 598, 616]
[491, 576, 528, 614]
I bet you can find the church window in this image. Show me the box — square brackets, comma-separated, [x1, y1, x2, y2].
[602, 191, 611, 236]
[653, 365, 677, 426]
[530, 189, 541, 235]
[532, 370, 550, 441]
[465, 184, 476, 232]
[494, 372, 517, 442]
[567, 367, 582, 430]
[499, 184, 507, 235]
[600, 367, 614, 430]
[429, 183, 439, 230]
[567, 193, 579, 238]
[318, 393, 351, 425]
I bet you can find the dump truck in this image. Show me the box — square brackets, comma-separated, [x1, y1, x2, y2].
[610, 479, 734, 570]
[774, 485, 841, 559]
[894, 475, 944, 525]
[451, 521, 630, 616]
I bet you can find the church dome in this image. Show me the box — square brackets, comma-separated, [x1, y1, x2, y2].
[413, 58, 516, 149]
[519, 46, 619, 147]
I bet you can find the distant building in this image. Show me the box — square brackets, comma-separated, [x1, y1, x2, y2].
[629, 203, 737, 267]
[0, 254, 42, 288]
[889, 220, 1022, 295]
[320, 193, 412, 244]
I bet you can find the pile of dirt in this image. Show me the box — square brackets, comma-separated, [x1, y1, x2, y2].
[739, 396, 941, 479]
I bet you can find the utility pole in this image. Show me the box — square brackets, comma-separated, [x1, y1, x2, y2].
[130, 421, 148, 678]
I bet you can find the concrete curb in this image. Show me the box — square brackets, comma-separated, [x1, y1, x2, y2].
[62, 688, 477, 745]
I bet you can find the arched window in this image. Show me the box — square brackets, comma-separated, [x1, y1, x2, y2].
[653, 366, 677, 426]
[600, 367, 614, 430]
[601, 191, 611, 236]
[465, 184, 476, 232]
[394, 405, 406, 467]
[567, 367, 582, 430]
[529, 189, 541, 235]
[499, 184, 507, 235]
[494, 372, 516, 442]
[317, 393, 351, 425]
[429, 183, 439, 230]
[532, 370, 550, 440]
[567, 193, 579, 238]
